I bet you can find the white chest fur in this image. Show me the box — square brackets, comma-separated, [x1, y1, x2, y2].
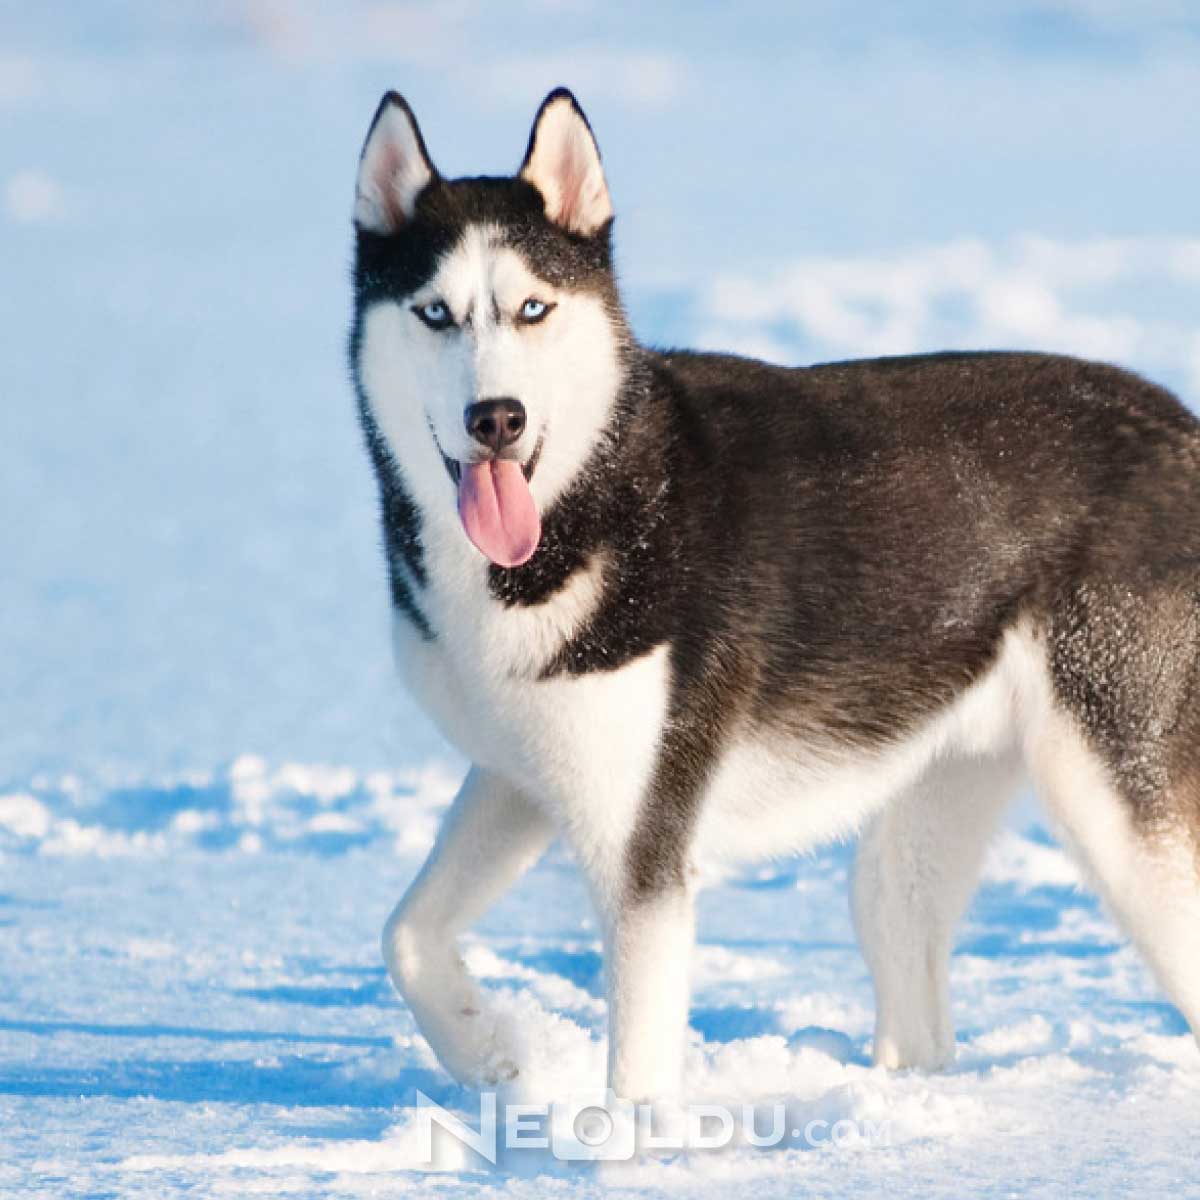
[392, 540, 671, 871]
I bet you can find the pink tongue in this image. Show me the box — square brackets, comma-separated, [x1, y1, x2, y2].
[458, 459, 541, 568]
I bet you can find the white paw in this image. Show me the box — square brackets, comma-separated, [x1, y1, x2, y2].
[480, 1057, 520, 1086]
[874, 1031, 956, 1071]
[449, 1005, 524, 1089]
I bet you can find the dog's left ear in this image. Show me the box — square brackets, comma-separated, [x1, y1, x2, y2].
[519, 88, 613, 238]
[353, 92, 437, 235]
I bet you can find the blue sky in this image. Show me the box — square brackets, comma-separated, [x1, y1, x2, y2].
[2, 2, 1199, 782]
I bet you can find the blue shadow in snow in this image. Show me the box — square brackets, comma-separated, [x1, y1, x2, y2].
[0, 1016, 459, 1113]
[957, 932, 1120, 959]
[283, 957, 386, 979]
[0, 1058, 449, 1111]
[1115, 999, 1191, 1037]
[690, 1005, 779, 1042]
[93, 781, 230, 833]
[788, 1025, 864, 1064]
[511, 947, 603, 996]
[959, 881, 1113, 959]
[25, 779, 386, 858]
[0, 892, 57, 910]
[730, 844, 855, 893]
[233, 979, 395, 1008]
[972, 881, 1097, 927]
[0, 1017, 391, 1048]
[689, 1009, 867, 1065]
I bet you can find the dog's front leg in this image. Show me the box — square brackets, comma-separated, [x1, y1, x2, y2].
[382, 767, 554, 1087]
[600, 878, 696, 1104]
[581, 719, 703, 1105]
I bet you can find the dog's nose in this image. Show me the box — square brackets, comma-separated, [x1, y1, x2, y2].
[464, 398, 526, 453]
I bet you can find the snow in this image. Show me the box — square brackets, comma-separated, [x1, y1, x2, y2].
[4, 3, 1200, 1196]
[3, 770, 1198, 1196]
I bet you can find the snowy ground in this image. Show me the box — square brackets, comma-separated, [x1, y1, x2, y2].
[5, 4, 1200, 1197]
[2, 768, 1198, 1197]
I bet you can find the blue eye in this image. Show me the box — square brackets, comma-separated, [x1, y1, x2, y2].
[414, 300, 453, 329]
[519, 297, 552, 324]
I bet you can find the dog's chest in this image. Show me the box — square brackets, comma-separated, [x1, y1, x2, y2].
[392, 552, 671, 830]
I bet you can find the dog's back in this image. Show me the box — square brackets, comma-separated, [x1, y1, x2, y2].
[648, 347, 1200, 769]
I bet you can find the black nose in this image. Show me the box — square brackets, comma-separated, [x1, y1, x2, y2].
[464, 397, 526, 453]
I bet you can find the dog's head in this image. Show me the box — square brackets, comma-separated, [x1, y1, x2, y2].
[349, 88, 626, 569]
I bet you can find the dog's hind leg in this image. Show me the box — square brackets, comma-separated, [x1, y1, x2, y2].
[382, 767, 555, 1087]
[1026, 580, 1200, 1041]
[1025, 691, 1200, 1039]
[852, 753, 1022, 1069]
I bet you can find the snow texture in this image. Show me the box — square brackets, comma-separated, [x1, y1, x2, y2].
[3, 770, 1199, 1197]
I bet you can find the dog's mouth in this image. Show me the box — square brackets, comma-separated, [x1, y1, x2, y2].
[438, 435, 543, 488]
[435, 433, 544, 569]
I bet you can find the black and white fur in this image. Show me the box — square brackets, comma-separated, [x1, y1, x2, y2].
[348, 89, 1200, 1101]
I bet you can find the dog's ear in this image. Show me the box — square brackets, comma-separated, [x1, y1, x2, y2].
[353, 92, 437, 235]
[519, 88, 613, 238]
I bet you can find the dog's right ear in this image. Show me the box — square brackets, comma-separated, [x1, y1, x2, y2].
[353, 92, 437, 235]
[520, 88, 612, 237]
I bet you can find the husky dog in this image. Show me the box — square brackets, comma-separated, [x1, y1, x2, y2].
[348, 87, 1200, 1101]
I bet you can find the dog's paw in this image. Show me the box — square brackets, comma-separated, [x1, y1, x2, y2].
[480, 1057, 520, 1086]
[446, 1005, 524, 1089]
[873, 1031, 956, 1072]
